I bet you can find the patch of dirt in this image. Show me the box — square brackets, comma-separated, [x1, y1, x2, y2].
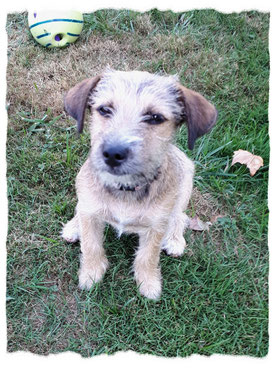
[6, 13, 204, 119]
[189, 187, 224, 221]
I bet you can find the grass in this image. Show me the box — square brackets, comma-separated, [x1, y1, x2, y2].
[6, 9, 269, 357]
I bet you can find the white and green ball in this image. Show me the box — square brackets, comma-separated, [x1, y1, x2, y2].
[28, 10, 84, 48]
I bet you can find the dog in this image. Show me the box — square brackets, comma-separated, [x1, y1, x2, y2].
[62, 69, 217, 299]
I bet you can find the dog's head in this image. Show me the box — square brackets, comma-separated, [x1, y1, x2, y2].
[65, 69, 217, 188]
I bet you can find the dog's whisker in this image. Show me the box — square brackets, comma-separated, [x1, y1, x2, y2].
[155, 135, 170, 142]
[123, 136, 143, 144]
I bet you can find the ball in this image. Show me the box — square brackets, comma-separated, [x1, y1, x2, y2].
[28, 10, 84, 48]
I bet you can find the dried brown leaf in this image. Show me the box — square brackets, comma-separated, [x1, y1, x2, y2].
[210, 214, 227, 223]
[231, 149, 263, 176]
[189, 216, 211, 231]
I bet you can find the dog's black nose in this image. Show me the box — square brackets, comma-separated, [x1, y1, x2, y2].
[102, 144, 129, 168]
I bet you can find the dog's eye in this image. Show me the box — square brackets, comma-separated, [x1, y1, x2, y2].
[144, 113, 166, 125]
[97, 106, 112, 117]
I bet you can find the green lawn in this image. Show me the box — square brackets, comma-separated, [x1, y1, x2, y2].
[6, 9, 269, 357]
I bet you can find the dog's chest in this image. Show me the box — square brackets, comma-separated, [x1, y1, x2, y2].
[110, 216, 135, 237]
[102, 202, 151, 236]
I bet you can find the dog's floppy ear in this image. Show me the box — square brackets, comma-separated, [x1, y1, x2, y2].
[177, 85, 218, 150]
[64, 76, 101, 133]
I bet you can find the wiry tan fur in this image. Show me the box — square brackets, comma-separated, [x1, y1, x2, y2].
[62, 69, 217, 299]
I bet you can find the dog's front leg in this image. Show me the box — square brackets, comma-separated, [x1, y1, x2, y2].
[78, 213, 109, 290]
[134, 229, 164, 300]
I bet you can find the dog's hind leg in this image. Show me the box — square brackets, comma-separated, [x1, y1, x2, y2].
[161, 151, 194, 257]
[61, 213, 80, 243]
[161, 211, 190, 257]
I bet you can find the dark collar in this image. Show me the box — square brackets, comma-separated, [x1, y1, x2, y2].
[118, 184, 138, 192]
[117, 168, 161, 192]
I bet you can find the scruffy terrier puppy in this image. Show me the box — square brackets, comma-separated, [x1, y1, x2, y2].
[62, 69, 217, 299]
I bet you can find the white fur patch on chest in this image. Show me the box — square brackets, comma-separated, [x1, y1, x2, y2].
[115, 222, 125, 238]
[107, 209, 144, 237]
[112, 215, 133, 237]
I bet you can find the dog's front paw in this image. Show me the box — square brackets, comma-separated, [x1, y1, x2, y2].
[136, 275, 162, 300]
[161, 236, 186, 257]
[78, 259, 109, 290]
